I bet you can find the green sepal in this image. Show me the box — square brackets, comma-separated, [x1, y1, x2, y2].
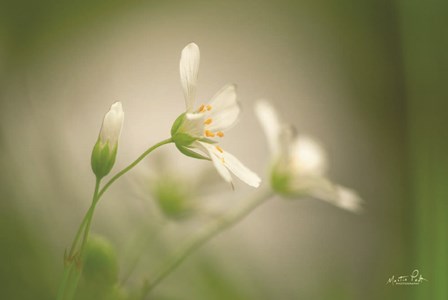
[172, 132, 198, 146]
[176, 144, 210, 160]
[171, 113, 186, 136]
[270, 167, 293, 196]
[91, 140, 117, 179]
[198, 137, 217, 144]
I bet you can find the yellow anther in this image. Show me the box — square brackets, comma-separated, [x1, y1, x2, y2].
[216, 131, 224, 137]
[204, 118, 213, 125]
[216, 146, 224, 153]
[198, 104, 206, 113]
[221, 158, 225, 164]
[205, 130, 215, 137]
[206, 105, 212, 111]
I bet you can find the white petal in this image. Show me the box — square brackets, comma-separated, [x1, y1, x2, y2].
[334, 185, 363, 213]
[254, 100, 282, 155]
[307, 180, 362, 213]
[290, 135, 328, 177]
[180, 43, 200, 112]
[222, 150, 261, 187]
[207, 84, 239, 132]
[185, 112, 204, 120]
[198, 142, 233, 183]
[181, 114, 205, 137]
[198, 142, 261, 187]
[100, 102, 124, 146]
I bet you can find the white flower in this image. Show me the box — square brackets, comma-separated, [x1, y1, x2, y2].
[255, 100, 362, 213]
[91, 102, 124, 178]
[171, 43, 261, 188]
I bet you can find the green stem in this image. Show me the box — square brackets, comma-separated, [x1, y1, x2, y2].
[57, 179, 101, 300]
[56, 266, 72, 300]
[79, 178, 101, 257]
[139, 188, 274, 299]
[98, 138, 173, 200]
[57, 138, 173, 300]
[68, 212, 89, 258]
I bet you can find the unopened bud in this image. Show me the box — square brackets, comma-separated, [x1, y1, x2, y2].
[91, 102, 124, 179]
[83, 235, 118, 287]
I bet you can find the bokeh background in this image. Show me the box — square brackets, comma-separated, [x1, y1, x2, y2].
[0, 0, 447, 299]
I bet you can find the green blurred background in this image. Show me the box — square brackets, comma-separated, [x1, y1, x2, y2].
[0, 0, 446, 299]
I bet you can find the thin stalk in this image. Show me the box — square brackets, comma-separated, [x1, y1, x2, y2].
[57, 178, 101, 300]
[57, 138, 173, 300]
[98, 138, 173, 200]
[79, 178, 101, 257]
[120, 219, 168, 286]
[140, 188, 274, 299]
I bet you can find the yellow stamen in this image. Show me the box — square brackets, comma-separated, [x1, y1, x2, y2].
[216, 146, 224, 153]
[204, 118, 213, 125]
[216, 131, 224, 137]
[206, 104, 212, 111]
[198, 104, 206, 113]
[205, 130, 215, 137]
[221, 158, 225, 164]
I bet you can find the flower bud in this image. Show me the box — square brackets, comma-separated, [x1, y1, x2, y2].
[83, 235, 118, 287]
[152, 175, 195, 220]
[91, 102, 124, 179]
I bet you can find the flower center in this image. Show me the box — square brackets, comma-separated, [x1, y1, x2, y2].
[198, 104, 213, 113]
[205, 130, 215, 137]
[196, 103, 225, 139]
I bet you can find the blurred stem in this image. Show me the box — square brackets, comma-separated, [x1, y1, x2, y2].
[67, 178, 101, 259]
[139, 188, 274, 299]
[120, 218, 168, 286]
[398, 1, 448, 299]
[97, 138, 173, 200]
[57, 178, 101, 300]
[79, 177, 101, 258]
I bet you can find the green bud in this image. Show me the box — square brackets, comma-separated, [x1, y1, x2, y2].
[153, 176, 194, 220]
[83, 235, 118, 287]
[76, 282, 126, 300]
[91, 141, 117, 179]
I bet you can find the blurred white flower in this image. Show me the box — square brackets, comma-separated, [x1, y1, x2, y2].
[171, 43, 260, 188]
[91, 102, 124, 179]
[255, 100, 362, 213]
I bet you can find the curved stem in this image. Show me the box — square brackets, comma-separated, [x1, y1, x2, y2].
[68, 213, 89, 258]
[120, 218, 168, 286]
[140, 188, 274, 299]
[79, 177, 101, 257]
[98, 138, 173, 200]
[58, 138, 172, 300]
[57, 179, 101, 300]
